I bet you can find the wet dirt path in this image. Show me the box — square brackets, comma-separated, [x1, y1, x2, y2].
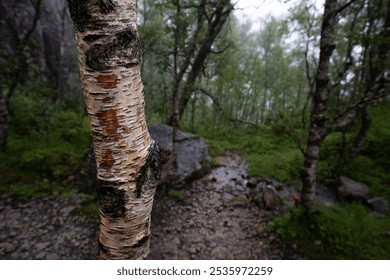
[149, 154, 296, 259]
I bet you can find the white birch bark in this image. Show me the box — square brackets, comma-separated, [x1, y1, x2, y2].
[67, 0, 168, 259]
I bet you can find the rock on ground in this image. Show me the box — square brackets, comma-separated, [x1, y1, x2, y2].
[367, 197, 389, 215]
[338, 176, 370, 201]
[148, 124, 211, 185]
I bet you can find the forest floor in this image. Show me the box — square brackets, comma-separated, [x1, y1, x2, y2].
[0, 154, 300, 260]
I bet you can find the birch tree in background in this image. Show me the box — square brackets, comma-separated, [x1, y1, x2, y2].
[301, 0, 390, 213]
[67, 0, 169, 259]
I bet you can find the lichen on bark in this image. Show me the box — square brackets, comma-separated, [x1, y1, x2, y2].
[86, 27, 142, 71]
[67, 0, 115, 31]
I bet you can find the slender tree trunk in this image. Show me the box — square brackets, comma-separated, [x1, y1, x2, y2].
[301, 0, 338, 214]
[0, 83, 8, 151]
[67, 0, 168, 259]
[175, 0, 233, 121]
[168, 0, 181, 183]
[5, 0, 42, 110]
[53, 5, 68, 103]
[260, 48, 269, 124]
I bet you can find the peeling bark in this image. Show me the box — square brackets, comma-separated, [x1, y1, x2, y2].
[67, 0, 168, 259]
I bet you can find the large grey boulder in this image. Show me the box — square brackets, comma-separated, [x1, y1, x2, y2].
[148, 124, 211, 186]
[75, 124, 211, 193]
[338, 176, 369, 201]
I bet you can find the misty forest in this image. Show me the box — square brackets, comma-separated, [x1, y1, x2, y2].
[0, 0, 389, 260]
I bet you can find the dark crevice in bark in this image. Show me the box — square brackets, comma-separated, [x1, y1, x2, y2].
[97, 0, 115, 14]
[83, 34, 106, 42]
[98, 183, 127, 219]
[132, 235, 150, 248]
[134, 141, 170, 197]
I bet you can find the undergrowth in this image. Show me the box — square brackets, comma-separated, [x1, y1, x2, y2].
[270, 204, 390, 259]
[0, 86, 90, 198]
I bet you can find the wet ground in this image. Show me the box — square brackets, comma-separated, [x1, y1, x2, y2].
[0, 154, 300, 259]
[0, 194, 99, 259]
[149, 153, 299, 259]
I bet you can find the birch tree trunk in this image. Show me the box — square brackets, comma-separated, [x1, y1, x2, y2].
[300, 0, 338, 214]
[67, 0, 168, 259]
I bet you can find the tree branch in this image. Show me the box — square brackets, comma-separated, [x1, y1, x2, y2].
[331, 0, 364, 91]
[334, 0, 357, 15]
[329, 73, 390, 133]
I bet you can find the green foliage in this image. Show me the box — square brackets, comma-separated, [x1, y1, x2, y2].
[74, 201, 99, 222]
[270, 204, 390, 259]
[0, 85, 90, 198]
[168, 189, 186, 199]
[341, 104, 390, 200]
[0, 179, 54, 198]
[314, 103, 390, 200]
[9, 87, 53, 136]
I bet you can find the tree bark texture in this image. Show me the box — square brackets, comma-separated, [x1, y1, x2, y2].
[67, 0, 168, 259]
[301, 0, 338, 214]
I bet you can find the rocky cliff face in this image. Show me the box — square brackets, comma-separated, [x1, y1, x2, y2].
[0, 0, 77, 92]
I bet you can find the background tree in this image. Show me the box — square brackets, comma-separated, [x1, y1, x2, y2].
[0, 0, 42, 150]
[66, 0, 168, 259]
[0, 85, 7, 151]
[301, 0, 390, 213]
[139, 0, 234, 181]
